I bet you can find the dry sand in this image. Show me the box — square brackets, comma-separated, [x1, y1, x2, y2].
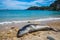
[0, 20, 60, 40]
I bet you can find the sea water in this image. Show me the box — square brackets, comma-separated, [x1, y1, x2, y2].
[0, 10, 60, 22]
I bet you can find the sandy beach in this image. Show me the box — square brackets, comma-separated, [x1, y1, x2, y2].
[0, 18, 60, 40]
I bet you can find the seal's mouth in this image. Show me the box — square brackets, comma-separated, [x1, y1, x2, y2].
[17, 31, 24, 38]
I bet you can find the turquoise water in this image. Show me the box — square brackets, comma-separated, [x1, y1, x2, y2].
[0, 10, 60, 22]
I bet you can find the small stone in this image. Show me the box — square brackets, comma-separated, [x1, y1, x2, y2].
[47, 36, 55, 40]
[11, 27, 15, 29]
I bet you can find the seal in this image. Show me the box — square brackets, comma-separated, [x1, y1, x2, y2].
[17, 24, 56, 37]
[17, 24, 58, 37]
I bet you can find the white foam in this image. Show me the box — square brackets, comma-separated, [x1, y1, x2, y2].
[0, 22, 12, 25]
[12, 21, 28, 23]
[0, 17, 60, 25]
[34, 18, 60, 21]
[0, 21, 28, 25]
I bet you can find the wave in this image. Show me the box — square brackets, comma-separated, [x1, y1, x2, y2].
[35, 17, 60, 21]
[0, 17, 60, 25]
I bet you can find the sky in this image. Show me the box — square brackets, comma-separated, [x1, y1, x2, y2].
[0, 0, 55, 10]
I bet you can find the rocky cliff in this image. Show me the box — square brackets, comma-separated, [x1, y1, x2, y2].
[27, 6, 50, 10]
[50, 0, 60, 10]
[27, 0, 60, 10]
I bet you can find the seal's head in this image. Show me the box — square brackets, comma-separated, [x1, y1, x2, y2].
[17, 24, 31, 37]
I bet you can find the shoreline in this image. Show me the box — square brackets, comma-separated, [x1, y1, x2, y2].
[0, 17, 60, 25]
[0, 17, 60, 40]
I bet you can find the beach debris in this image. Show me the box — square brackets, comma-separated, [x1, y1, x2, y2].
[27, 21, 31, 23]
[11, 27, 15, 29]
[47, 36, 55, 40]
[17, 24, 54, 37]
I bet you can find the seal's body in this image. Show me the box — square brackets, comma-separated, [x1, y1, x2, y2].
[17, 24, 51, 37]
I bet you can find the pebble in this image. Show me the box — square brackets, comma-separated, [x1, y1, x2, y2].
[47, 36, 55, 40]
